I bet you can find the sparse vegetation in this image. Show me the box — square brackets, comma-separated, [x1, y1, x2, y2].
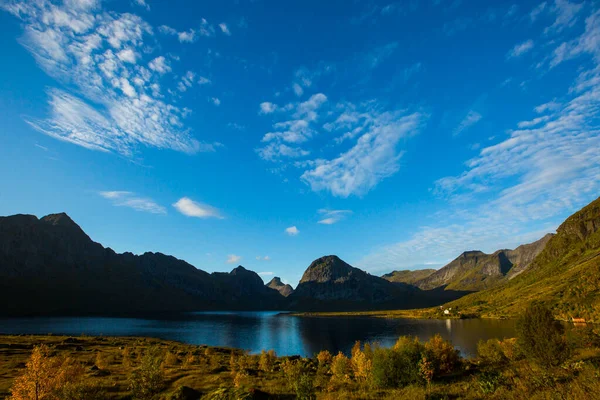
[1, 320, 599, 400]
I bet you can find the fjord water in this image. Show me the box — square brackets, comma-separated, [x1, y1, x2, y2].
[0, 312, 515, 357]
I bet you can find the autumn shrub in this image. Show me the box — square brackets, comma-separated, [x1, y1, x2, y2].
[477, 339, 508, 366]
[164, 350, 179, 367]
[371, 337, 424, 388]
[498, 338, 523, 361]
[424, 334, 460, 376]
[95, 351, 109, 370]
[350, 343, 372, 383]
[316, 350, 333, 367]
[259, 349, 276, 372]
[128, 346, 165, 400]
[330, 352, 352, 384]
[282, 359, 314, 398]
[9, 345, 100, 400]
[517, 303, 570, 367]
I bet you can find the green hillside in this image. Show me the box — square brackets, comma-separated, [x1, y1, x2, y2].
[448, 196, 600, 322]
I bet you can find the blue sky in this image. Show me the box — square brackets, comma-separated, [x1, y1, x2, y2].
[1, 0, 599, 287]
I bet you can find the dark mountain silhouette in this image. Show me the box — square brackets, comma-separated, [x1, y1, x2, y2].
[266, 277, 294, 297]
[0, 213, 284, 316]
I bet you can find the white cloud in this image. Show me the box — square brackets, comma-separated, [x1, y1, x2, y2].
[507, 39, 534, 59]
[197, 76, 211, 85]
[257, 94, 424, 196]
[116, 48, 137, 63]
[256, 256, 271, 261]
[292, 83, 304, 97]
[177, 71, 196, 92]
[535, 100, 561, 113]
[453, 110, 482, 136]
[159, 22, 215, 42]
[530, 2, 547, 22]
[132, 0, 150, 10]
[257, 271, 274, 276]
[1, 1, 220, 157]
[172, 197, 223, 219]
[544, 0, 584, 34]
[301, 110, 425, 197]
[259, 102, 277, 114]
[285, 226, 299, 236]
[99, 191, 166, 214]
[211, 97, 221, 106]
[227, 254, 241, 264]
[148, 56, 171, 74]
[218, 23, 231, 35]
[317, 209, 352, 224]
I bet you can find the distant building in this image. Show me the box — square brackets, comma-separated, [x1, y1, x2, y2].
[444, 309, 450, 315]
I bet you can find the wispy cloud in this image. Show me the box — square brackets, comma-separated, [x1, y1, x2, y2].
[452, 110, 482, 136]
[317, 209, 352, 225]
[285, 226, 299, 236]
[544, 0, 584, 34]
[507, 39, 534, 59]
[99, 191, 166, 214]
[172, 197, 223, 219]
[158, 19, 216, 42]
[256, 256, 271, 261]
[257, 271, 274, 276]
[1, 0, 219, 157]
[227, 254, 241, 264]
[218, 23, 231, 36]
[259, 102, 278, 114]
[257, 94, 425, 196]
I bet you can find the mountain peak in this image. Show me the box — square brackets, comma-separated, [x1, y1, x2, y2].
[41, 212, 78, 228]
[300, 255, 358, 284]
[231, 265, 250, 275]
[268, 276, 283, 285]
[266, 277, 294, 297]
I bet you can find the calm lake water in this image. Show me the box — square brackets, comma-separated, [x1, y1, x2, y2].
[0, 312, 516, 357]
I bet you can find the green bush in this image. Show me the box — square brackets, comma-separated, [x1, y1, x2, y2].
[371, 336, 424, 388]
[128, 346, 165, 400]
[516, 303, 570, 367]
[477, 370, 502, 394]
[477, 339, 508, 366]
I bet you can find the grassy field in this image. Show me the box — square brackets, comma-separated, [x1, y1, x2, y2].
[1, 327, 599, 400]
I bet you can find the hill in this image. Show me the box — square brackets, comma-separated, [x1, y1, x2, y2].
[447, 196, 600, 322]
[382, 269, 436, 284]
[414, 234, 553, 292]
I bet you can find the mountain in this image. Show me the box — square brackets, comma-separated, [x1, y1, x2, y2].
[288, 255, 460, 311]
[0, 213, 285, 316]
[266, 277, 294, 297]
[448, 196, 600, 322]
[382, 269, 436, 285]
[211, 266, 283, 307]
[413, 235, 553, 292]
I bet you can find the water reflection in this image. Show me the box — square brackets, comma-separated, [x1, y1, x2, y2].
[0, 312, 516, 357]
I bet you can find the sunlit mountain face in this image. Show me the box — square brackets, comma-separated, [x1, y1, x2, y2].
[1, 0, 598, 287]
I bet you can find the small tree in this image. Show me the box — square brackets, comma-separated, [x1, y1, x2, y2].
[371, 337, 424, 388]
[424, 334, 460, 376]
[516, 303, 570, 367]
[9, 345, 96, 400]
[259, 349, 276, 372]
[128, 346, 165, 400]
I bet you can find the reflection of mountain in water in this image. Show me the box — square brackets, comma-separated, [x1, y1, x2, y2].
[0, 312, 515, 357]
